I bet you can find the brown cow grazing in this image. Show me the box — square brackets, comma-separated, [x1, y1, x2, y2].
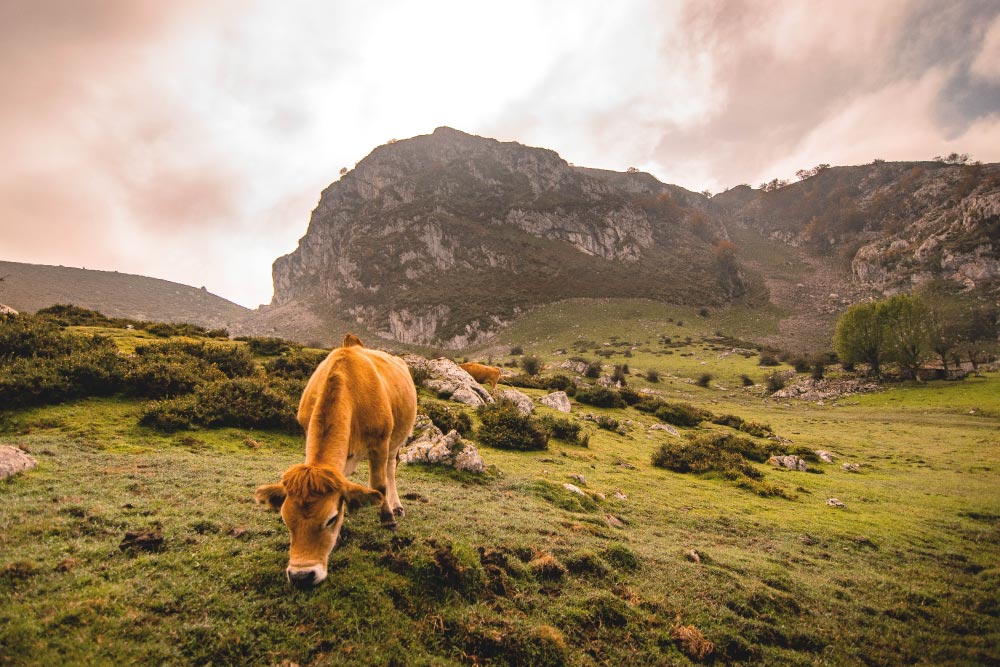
[459, 362, 502, 390]
[255, 334, 417, 587]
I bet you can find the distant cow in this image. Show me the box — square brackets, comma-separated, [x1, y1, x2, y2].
[255, 334, 417, 587]
[460, 362, 502, 390]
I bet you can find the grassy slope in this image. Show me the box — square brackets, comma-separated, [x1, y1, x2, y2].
[1, 321, 998, 666]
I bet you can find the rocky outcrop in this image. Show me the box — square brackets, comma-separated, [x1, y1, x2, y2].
[768, 455, 809, 471]
[401, 416, 485, 473]
[402, 355, 494, 406]
[266, 127, 748, 348]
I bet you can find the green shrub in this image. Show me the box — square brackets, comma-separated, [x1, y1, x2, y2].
[125, 354, 223, 399]
[141, 377, 301, 432]
[421, 401, 473, 436]
[476, 399, 548, 451]
[0, 314, 72, 361]
[0, 357, 72, 407]
[645, 368, 660, 382]
[766, 372, 786, 393]
[539, 415, 588, 446]
[574, 386, 625, 409]
[583, 361, 602, 378]
[505, 374, 546, 389]
[141, 341, 256, 378]
[653, 402, 712, 427]
[696, 372, 713, 387]
[758, 352, 780, 366]
[509, 345, 523, 355]
[264, 348, 328, 380]
[235, 336, 294, 356]
[594, 415, 623, 433]
[34, 305, 115, 327]
[521, 355, 542, 376]
[740, 374, 755, 387]
[617, 386, 642, 405]
[712, 414, 744, 429]
[409, 366, 431, 387]
[543, 374, 574, 392]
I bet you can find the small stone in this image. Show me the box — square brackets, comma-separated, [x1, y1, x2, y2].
[569, 473, 587, 485]
[604, 515, 626, 529]
[827, 498, 846, 508]
[815, 450, 835, 463]
[613, 491, 628, 500]
[563, 483, 586, 496]
[685, 549, 702, 563]
[842, 462, 861, 473]
[798, 534, 819, 545]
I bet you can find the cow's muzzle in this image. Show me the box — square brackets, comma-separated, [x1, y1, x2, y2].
[287, 564, 327, 588]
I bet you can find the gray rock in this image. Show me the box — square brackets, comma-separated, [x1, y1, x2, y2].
[827, 498, 846, 508]
[768, 455, 808, 471]
[815, 450, 835, 463]
[498, 389, 534, 415]
[0, 304, 18, 316]
[402, 355, 493, 406]
[0, 445, 36, 480]
[401, 421, 485, 473]
[563, 483, 586, 496]
[568, 473, 587, 485]
[538, 391, 571, 413]
[649, 423, 681, 437]
[613, 491, 628, 500]
[842, 462, 861, 473]
[604, 515, 626, 529]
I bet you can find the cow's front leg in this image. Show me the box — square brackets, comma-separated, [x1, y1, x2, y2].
[367, 444, 396, 529]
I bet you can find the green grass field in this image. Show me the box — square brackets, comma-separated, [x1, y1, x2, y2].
[2, 311, 998, 666]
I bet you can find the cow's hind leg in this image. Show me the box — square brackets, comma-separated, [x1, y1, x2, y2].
[387, 450, 404, 517]
[367, 443, 396, 529]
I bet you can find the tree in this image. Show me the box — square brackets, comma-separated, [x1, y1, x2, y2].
[882, 294, 929, 378]
[834, 302, 890, 376]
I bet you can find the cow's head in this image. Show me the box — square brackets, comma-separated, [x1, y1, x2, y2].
[255, 464, 382, 587]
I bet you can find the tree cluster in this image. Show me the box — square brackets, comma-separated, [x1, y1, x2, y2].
[833, 283, 998, 378]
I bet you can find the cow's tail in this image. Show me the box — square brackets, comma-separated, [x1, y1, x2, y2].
[305, 370, 352, 457]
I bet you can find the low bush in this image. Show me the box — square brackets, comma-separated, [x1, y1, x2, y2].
[0, 314, 72, 361]
[617, 386, 642, 405]
[234, 336, 295, 356]
[543, 374, 575, 394]
[574, 386, 625, 409]
[740, 374, 755, 387]
[696, 373, 713, 388]
[140, 377, 301, 432]
[509, 346, 523, 355]
[758, 352, 780, 367]
[264, 348, 328, 380]
[124, 354, 224, 399]
[504, 374, 546, 390]
[652, 433, 793, 498]
[539, 415, 588, 446]
[521, 356, 542, 376]
[137, 341, 256, 378]
[710, 414, 774, 438]
[477, 399, 548, 451]
[653, 402, 712, 427]
[765, 372, 786, 393]
[645, 368, 660, 382]
[594, 415, 623, 433]
[583, 361, 602, 378]
[421, 401, 473, 436]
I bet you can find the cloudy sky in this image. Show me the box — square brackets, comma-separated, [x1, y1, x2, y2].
[3, 0, 999, 308]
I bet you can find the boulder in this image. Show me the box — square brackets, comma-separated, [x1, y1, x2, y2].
[538, 391, 571, 413]
[815, 450, 835, 463]
[826, 498, 846, 508]
[0, 445, 37, 480]
[768, 455, 808, 471]
[401, 418, 486, 473]
[842, 462, 861, 473]
[563, 483, 586, 496]
[568, 473, 587, 486]
[498, 389, 534, 415]
[402, 355, 493, 406]
[0, 304, 18, 316]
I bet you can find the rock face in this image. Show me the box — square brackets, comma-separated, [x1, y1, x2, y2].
[401, 416, 485, 473]
[402, 355, 493, 406]
[0, 445, 36, 480]
[538, 391, 571, 413]
[768, 455, 809, 471]
[267, 127, 750, 348]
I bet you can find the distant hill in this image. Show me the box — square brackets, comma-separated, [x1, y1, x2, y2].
[0, 261, 250, 330]
[267, 127, 759, 349]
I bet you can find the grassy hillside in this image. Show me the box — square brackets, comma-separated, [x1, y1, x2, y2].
[0, 261, 250, 329]
[1, 312, 998, 665]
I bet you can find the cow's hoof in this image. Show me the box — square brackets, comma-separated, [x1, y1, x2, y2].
[380, 510, 398, 530]
[392, 506, 405, 518]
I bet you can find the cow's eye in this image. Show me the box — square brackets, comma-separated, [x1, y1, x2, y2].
[325, 512, 338, 527]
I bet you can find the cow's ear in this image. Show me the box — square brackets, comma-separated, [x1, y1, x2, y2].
[343, 481, 383, 511]
[254, 483, 286, 511]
